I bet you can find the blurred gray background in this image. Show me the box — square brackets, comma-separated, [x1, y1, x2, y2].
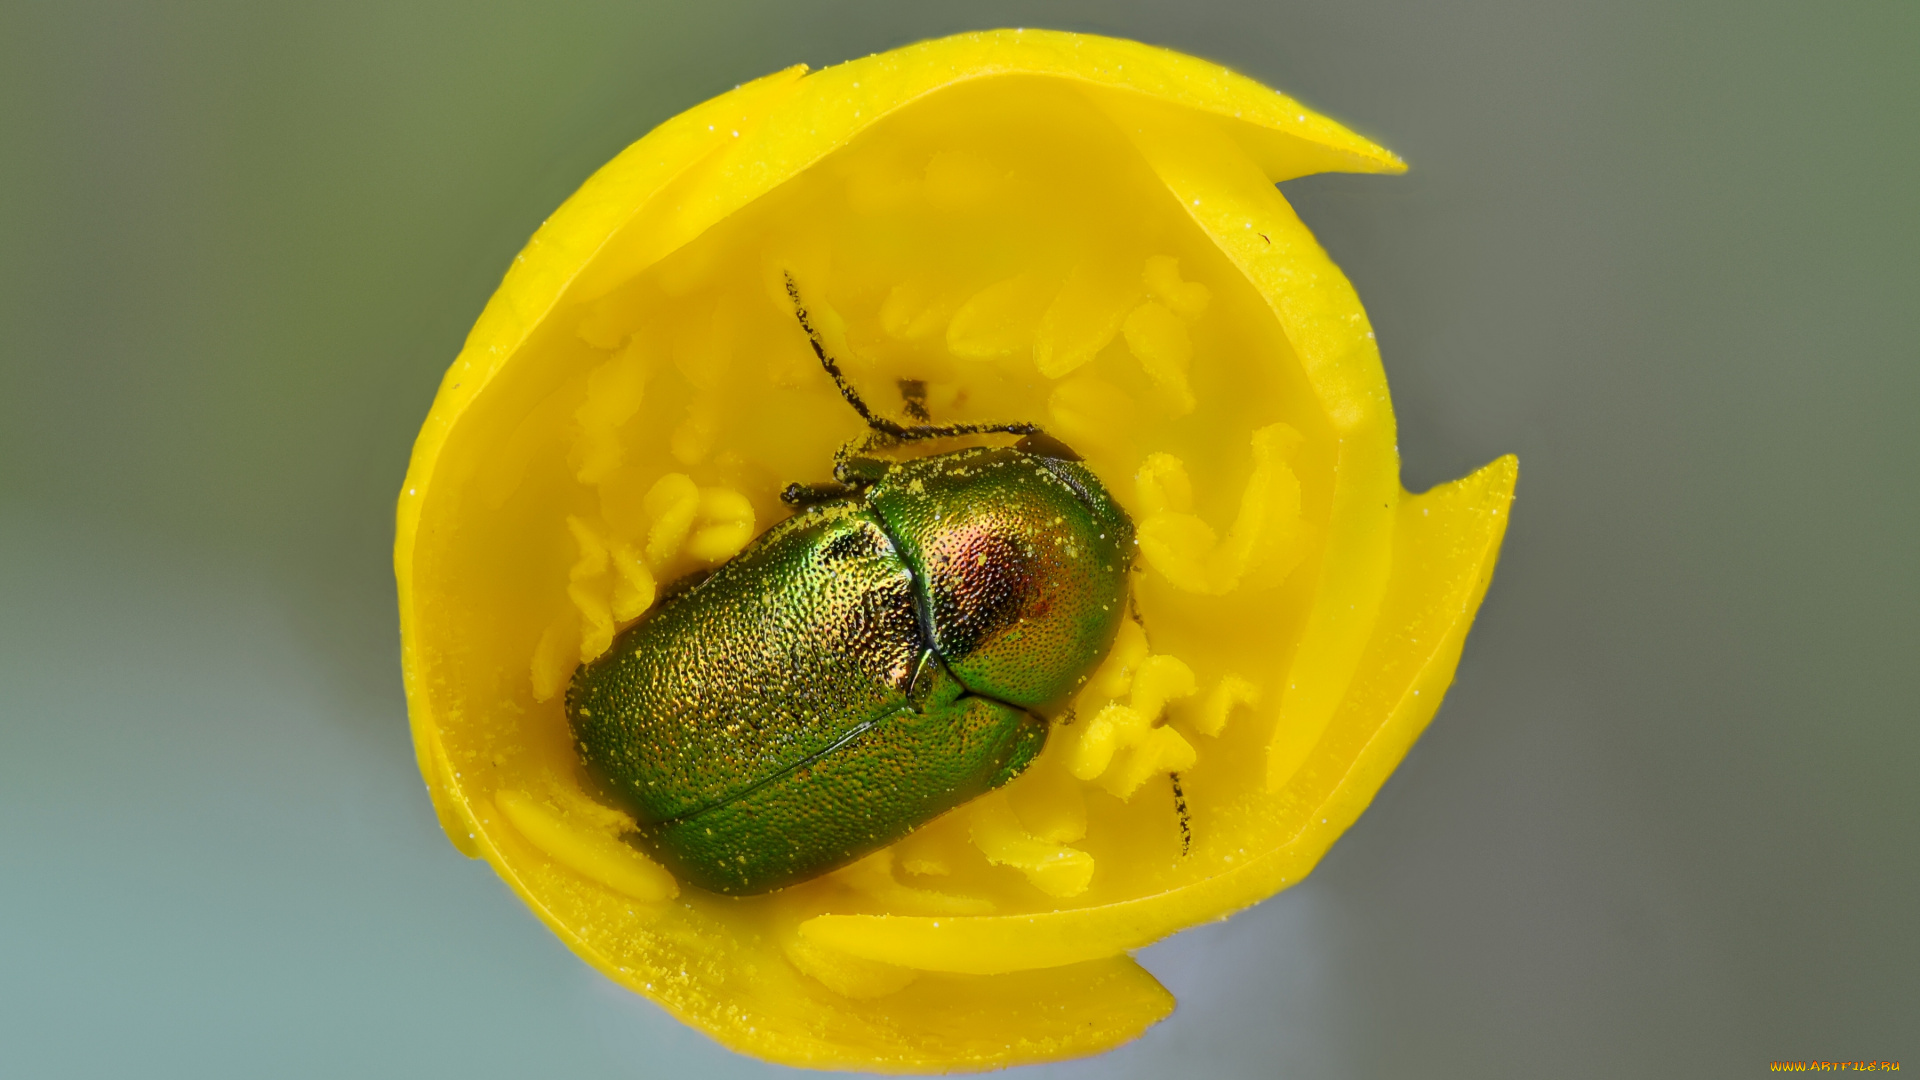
[2, 1, 1913, 1077]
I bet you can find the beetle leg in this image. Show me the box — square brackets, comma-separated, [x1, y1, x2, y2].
[1169, 770, 1193, 857]
[833, 453, 893, 488]
[1013, 430, 1083, 462]
[780, 480, 857, 507]
[1128, 575, 1148, 629]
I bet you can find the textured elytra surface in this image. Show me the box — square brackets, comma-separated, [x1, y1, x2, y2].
[567, 446, 1132, 892]
[644, 665, 1046, 894]
[568, 501, 922, 824]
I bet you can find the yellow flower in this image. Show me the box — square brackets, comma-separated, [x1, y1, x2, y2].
[395, 28, 1515, 1072]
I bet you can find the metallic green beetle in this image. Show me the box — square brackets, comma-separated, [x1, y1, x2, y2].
[566, 279, 1134, 894]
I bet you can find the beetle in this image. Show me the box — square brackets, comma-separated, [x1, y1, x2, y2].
[564, 275, 1134, 895]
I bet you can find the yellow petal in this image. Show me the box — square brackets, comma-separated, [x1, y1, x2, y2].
[1087, 93, 1402, 790]
[494, 789, 677, 903]
[394, 28, 1504, 1072]
[798, 455, 1515, 975]
[783, 932, 920, 1000]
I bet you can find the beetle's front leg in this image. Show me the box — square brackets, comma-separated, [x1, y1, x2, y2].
[780, 480, 858, 507]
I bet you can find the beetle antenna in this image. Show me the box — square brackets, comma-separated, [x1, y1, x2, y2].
[784, 272, 1040, 442]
